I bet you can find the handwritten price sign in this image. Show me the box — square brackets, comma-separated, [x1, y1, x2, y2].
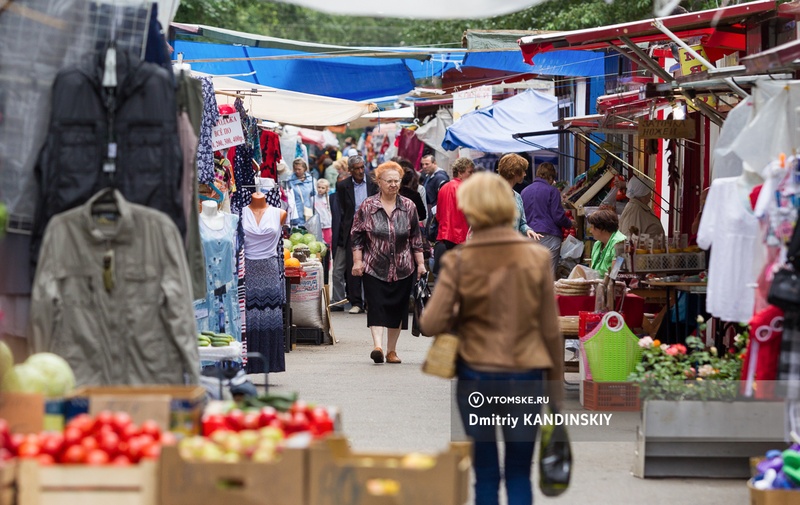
[211, 113, 246, 150]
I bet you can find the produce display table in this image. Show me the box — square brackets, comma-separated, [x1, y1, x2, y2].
[556, 294, 645, 329]
[643, 281, 707, 344]
[198, 340, 243, 362]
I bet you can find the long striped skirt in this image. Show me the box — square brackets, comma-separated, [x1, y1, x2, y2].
[245, 256, 285, 373]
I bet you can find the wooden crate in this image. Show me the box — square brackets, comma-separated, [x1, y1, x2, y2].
[0, 460, 16, 505]
[159, 444, 306, 505]
[17, 460, 157, 505]
[308, 436, 471, 505]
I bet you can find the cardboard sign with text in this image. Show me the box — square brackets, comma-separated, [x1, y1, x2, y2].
[211, 113, 246, 150]
[637, 119, 696, 139]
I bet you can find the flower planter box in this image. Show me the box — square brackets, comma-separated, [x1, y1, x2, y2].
[633, 400, 786, 479]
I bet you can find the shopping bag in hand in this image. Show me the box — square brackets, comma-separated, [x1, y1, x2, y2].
[412, 277, 432, 337]
[539, 408, 572, 497]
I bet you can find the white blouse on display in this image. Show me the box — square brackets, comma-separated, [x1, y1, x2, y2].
[243, 206, 282, 260]
[697, 176, 762, 323]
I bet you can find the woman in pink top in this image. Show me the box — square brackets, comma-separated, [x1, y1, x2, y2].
[351, 162, 427, 364]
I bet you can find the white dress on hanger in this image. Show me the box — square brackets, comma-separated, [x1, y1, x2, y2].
[697, 177, 761, 323]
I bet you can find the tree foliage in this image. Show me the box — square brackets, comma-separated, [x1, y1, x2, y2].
[173, 0, 736, 47]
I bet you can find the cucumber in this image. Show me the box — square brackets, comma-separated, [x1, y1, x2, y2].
[210, 340, 229, 347]
[198, 341, 210, 347]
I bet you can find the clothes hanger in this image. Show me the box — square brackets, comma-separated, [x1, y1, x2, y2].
[91, 187, 120, 216]
[199, 183, 224, 205]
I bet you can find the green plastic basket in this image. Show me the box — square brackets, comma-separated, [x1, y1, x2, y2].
[583, 312, 642, 382]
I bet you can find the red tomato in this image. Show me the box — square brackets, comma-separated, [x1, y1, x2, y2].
[39, 433, 65, 459]
[258, 407, 277, 427]
[17, 442, 40, 459]
[139, 420, 161, 441]
[126, 436, 148, 463]
[285, 412, 310, 434]
[0, 419, 9, 449]
[159, 432, 177, 446]
[23, 433, 41, 446]
[111, 454, 132, 466]
[36, 454, 55, 466]
[242, 413, 260, 431]
[80, 437, 99, 453]
[67, 414, 96, 435]
[95, 410, 114, 429]
[63, 427, 83, 447]
[289, 400, 309, 414]
[202, 414, 227, 436]
[140, 443, 161, 460]
[98, 432, 121, 458]
[111, 412, 133, 434]
[120, 423, 140, 442]
[62, 445, 87, 464]
[225, 409, 245, 431]
[85, 449, 110, 466]
[7, 433, 24, 455]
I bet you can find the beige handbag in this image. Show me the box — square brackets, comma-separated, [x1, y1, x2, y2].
[421, 250, 463, 379]
[422, 333, 460, 379]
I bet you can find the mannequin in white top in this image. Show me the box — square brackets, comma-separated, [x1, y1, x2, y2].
[248, 190, 287, 227]
[200, 200, 225, 231]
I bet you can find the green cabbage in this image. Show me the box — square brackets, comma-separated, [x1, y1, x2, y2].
[22, 353, 76, 397]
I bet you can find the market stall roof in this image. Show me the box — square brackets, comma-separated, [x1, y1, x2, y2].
[194, 72, 376, 126]
[463, 49, 606, 78]
[740, 37, 800, 73]
[172, 23, 434, 59]
[347, 107, 416, 129]
[263, 0, 553, 19]
[174, 40, 416, 102]
[441, 89, 559, 153]
[517, 0, 777, 63]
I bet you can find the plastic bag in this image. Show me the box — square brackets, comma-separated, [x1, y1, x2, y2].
[561, 234, 584, 260]
[538, 408, 572, 497]
[305, 213, 324, 242]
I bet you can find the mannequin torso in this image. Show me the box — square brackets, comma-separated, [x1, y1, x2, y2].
[200, 200, 225, 230]
[249, 191, 287, 226]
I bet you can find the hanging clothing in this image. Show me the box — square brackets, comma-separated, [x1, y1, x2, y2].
[30, 189, 199, 386]
[32, 48, 186, 263]
[177, 111, 207, 300]
[197, 77, 219, 185]
[195, 214, 242, 342]
[243, 205, 285, 373]
[260, 130, 282, 180]
[697, 177, 761, 323]
[396, 128, 425, 169]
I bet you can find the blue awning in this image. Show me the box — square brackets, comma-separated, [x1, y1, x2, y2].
[174, 40, 416, 102]
[442, 89, 559, 153]
[462, 50, 606, 78]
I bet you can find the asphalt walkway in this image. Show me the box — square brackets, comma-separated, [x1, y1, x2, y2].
[260, 310, 749, 505]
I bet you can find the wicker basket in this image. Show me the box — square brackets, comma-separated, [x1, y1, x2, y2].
[558, 316, 580, 336]
[422, 333, 459, 379]
[582, 312, 643, 382]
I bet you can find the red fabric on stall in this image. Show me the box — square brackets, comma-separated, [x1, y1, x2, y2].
[557, 294, 645, 329]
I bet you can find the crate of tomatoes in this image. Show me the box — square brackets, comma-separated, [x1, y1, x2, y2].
[0, 412, 173, 505]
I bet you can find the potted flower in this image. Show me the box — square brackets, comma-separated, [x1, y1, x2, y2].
[629, 322, 787, 479]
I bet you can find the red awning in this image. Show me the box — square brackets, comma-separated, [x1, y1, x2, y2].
[518, 0, 777, 64]
[740, 37, 800, 73]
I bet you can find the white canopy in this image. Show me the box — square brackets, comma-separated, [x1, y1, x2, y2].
[194, 72, 376, 127]
[347, 107, 415, 129]
[271, 0, 550, 19]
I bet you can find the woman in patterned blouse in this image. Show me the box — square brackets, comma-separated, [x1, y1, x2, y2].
[351, 161, 427, 364]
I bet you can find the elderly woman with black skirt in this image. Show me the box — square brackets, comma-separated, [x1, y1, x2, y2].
[351, 161, 427, 364]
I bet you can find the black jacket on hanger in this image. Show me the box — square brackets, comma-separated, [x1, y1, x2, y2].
[32, 48, 184, 262]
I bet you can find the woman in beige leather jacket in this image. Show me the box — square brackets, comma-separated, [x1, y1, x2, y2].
[420, 172, 563, 505]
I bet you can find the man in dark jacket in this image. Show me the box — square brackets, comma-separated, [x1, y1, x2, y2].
[336, 155, 378, 314]
[328, 173, 347, 311]
[419, 154, 449, 213]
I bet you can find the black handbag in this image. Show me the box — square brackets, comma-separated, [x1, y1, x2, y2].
[768, 264, 800, 310]
[426, 215, 439, 242]
[411, 276, 432, 337]
[768, 222, 800, 310]
[538, 408, 572, 497]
